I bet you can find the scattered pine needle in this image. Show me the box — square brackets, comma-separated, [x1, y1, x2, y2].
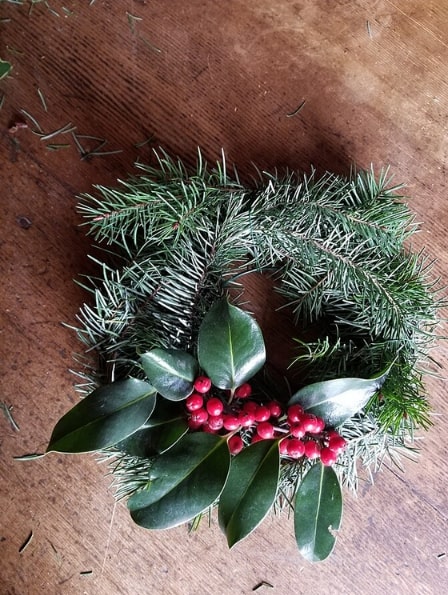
[19, 530, 33, 554]
[286, 99, 306, 118]
[37, 87, 48, 112]
[0, 401, 19, 431]
[134, 134, 155, 149]
[252, 581, 274, 591]
[126, 12, 142, 33]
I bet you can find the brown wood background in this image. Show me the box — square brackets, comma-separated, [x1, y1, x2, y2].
[1, 1, 448, 594]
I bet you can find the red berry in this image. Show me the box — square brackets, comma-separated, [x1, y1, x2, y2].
[267, 401, 282, 417]
[185, 393, 204, 412]
[243, 401, 258, 414]
[202, 422, 217, 434]
[206, 397, 224, 416]
[287, 438, 306, 458]
[304, 440, 320, 459]
[320, 447, 338, 466]
[328, 435, 347, 454]
[254, 405, 270, 422]
[257, 421, 275, 439]
[238, 410, 255, 428]
[301, 414, 319, 433]
[223, 414, 241, 431]
[190, 408, 208, 424]
[290, 422, 306, 438]
[193, 376, 212, 393]
[313, 416, 326, 433]
[279, 438, 290, 455]
[326, 429, 341, 440]
[188, 419, 203, 430]
[207, 414, 224, 431]
[228, 435, 244, 455]
[287, 404, 304, 423]
[235, 383, 252, 399]
[251, 434, 264, 444]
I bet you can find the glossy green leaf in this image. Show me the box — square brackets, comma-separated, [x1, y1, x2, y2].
[218, 440, 280, 547]
[294, 462, 342, 562]
[128, 432, 230, 529]
[47, 378, 156, 453]
[197, 299, 266, 390]
[117, 398, 188, 456]
[288, 367, 390, 427]
[0, 60, 12, 80]
[140, 348, 198, 401]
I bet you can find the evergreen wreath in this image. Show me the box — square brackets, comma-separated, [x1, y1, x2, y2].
[44, 149, 441, 561]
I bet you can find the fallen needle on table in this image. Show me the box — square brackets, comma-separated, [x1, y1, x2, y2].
[19, 530, 33, 554]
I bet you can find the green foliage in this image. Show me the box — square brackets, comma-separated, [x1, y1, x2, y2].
[218, 440, 280, 547]
[140, 348, 198, 400]
[127, 432, 230, 529]
[288, 366, 391, 427]
[49, 149, 442, 562]
[294, 463, 342, 562]
[47, 378, 156, 453]
[0, 59, 12, 80]
[198, 299, 266, 392]
[116, 399, 188, 457]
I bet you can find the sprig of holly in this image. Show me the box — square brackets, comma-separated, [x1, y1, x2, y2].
[46, 298, 389, 561]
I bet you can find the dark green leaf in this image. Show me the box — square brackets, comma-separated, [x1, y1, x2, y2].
[0, 60, 12, 80]
[218, 440, 279, 547]
[47, 379, 156, 453]
[197, 299, 266, 390]
[294, 463, 342, 562]
[117, 399, 188, 456]
[288, 367, 390, 427]
[140, 348, 198, 401]
[128, 433, 230, 529]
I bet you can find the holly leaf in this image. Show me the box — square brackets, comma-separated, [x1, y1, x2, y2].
[294, 462, 342, 562]
[218, 440, 279, 547]
[128, 433, 230, 529]
[47, 378, 156, 453]
[117, 399, 188, 456]
[288, 367, 390, 427]
[197, 299, 266, 390]
[140, 348, 198, 401]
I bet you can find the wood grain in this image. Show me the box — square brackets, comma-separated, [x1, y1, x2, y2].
[1, 1, 447, 593]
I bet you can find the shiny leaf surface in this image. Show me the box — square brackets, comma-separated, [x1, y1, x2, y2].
[47, 378, 156, 453]
[197, 299, 266, 390]
[294, 463, 343, 562]
[117, 399, 188, 456]
[218, 440, 279, 547]
[140, 348, 198, 401]
[288, 368, 390, 427]
[128, 433, 230, 529]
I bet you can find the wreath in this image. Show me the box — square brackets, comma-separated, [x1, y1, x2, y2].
[44, 150, 440, 562]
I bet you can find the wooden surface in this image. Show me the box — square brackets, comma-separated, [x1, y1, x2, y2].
[1, 1, 448, 594]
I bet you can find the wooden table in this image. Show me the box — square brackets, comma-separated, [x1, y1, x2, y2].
[1, 1, 447, 593]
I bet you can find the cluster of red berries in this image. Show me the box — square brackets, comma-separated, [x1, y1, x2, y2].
[185, 376, 347, 466]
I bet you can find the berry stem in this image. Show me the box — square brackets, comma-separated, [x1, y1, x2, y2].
[227, 387, 236, 405]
